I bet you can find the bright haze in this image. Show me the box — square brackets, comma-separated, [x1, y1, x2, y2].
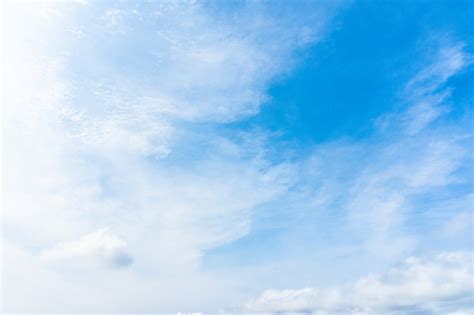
[1, 1, 473, 314]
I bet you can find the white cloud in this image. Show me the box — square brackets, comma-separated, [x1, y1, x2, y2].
[377, 40, 472, 135]
[405, 41, 471, 97]
[39, 228, 132, 268]
[303, 40, 473, 262]
[246, 251, 474, 314]
[292, 112, 471, 265]
[1, 1, 339, 312]
[1, 2, 472, 313]
[2, 1, 330, 255]
[54, 1, 340, 158]
[240, 39, 474, 315]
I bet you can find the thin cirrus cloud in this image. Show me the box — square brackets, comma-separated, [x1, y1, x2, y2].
[262, 38, 473, 261]
[239, 38, 473, 313]
[56, 1, 341, 156]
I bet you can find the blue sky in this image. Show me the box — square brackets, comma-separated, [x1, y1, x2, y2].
[1, 0, 473, 314]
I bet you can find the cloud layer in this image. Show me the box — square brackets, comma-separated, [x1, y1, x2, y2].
[1, 1, 340, 312]
[247, 251, 474, 314]
[2, 0, 334, 263]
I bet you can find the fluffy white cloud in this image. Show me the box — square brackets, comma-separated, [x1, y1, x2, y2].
[246, 251, 474, 314]
[40, 228, 132, 268]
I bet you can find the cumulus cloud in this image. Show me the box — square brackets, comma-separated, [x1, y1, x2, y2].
[40, 228, 132, 268]
[246, 251, 474, 314]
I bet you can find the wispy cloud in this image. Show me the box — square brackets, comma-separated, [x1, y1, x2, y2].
[2, 1, 341, 312]
[234, 37, 473, 314]
[301, 39, 473, 259]
[1, 1, 472, 313]
[2, 0, 335, 252]
[377, 40, 472, 135]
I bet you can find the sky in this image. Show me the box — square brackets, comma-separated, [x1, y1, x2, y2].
[1, 0, 473, 314]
